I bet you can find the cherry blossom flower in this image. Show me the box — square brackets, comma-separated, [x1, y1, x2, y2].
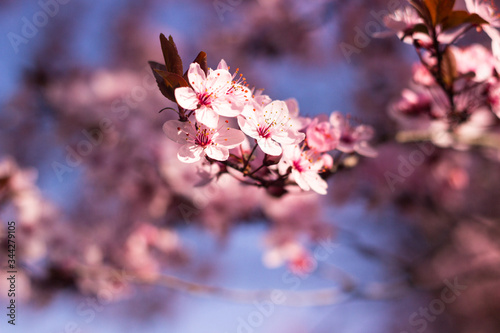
[279, 144, 328, 195]
[451, 44, 496, 82]
[329, 112, 378, 157]
[465, 0, 500, 72]
[174, 63, 241, 128]
[306, 116, 339, 153]
[389, 88, 446, 131]
[378, 6, 426, 44]
[238, 100, 305, 156]
[465, 0, 500, 27]
[412, 63, 435, 86]
[215, 59, 254, 108]
[285, 98, 311, 130]
[163, 119, 245, 163]
[252, 89, 272, 108]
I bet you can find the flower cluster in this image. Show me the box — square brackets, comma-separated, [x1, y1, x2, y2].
[381, 0, 500, 150]
[151, 34, 377, 195]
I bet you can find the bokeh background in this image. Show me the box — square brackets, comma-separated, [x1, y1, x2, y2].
[1, 0, 500, 332]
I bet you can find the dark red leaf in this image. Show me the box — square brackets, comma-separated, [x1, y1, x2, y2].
[441, 11, 489, 31]
[160, 33, 183, 76]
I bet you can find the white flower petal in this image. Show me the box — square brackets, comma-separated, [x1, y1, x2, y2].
[217, 59, 229, 70]
[163, 120, 194, 144]
[206, 69, 232, 95]
[195, 106, 219, 128]
[174, 87, 198, 110]
[205, 145, 229, 161]
[303, 172, 328, 195]
[329, 111, 345, 128]
[212, 98, 243, 117]
[263, 100, 289, 118]
[258, 137, 282, 156]
[273, 128, 305, 145]
[355, 142, 378, 157]
[214, 128, 246, 148]
[237, 116, 259, 138]
[177, 144, 204, 163]
[291, 169, 311, 192]
[187, 63, 206, 93]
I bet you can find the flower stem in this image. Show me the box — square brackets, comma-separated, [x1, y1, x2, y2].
[242, 144, 258, 172]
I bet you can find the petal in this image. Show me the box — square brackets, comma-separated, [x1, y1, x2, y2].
[292, 116, 311, 131]
[258, 137, 282, 156]
[217, 59, 229, 70]
[187, 63, 206, 93]
[263, 100, 289, 118]
[273, 128, 305, 145]
[281, 144, 298, 160]
[285, 98, 299, 117]
[174, 87, 198, 110]
[322, 154, 334, 169]
[206, 69, 232, 95]
[336, 142, 355, 153]
[196, 106, 219, 128]
[354, 142, 378, 158]
[214, 128, 246, 148]
[212, 97, 243, 117]
[291, 170, 310, 192]
[163, 120, 195, 144]
[205, 145, 229, 161]
[178, 144, 204, 163]
[237, 116, 259, 138]
[354, 125, 374, 141]
[241, 104, 258, 118]
[302, 172, 328, 195]
[464, 0, 475, 12]
[329, 111, 344, 129]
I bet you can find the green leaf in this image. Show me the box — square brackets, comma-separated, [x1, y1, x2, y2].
[160, 33, 183, 76]
[441, 11, 489, 30]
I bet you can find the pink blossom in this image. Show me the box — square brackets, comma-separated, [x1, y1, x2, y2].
[279, 144, 328, 195]
[380, 6, 426, 45]
[174, 63, 241, 128]
[306, 116, 339, 152]
[465, 0, 500, 73]
[412, 63, 435, 86]
[215, 59, 254, 108]
[389, 88, 445, 131]
[465, 0, 500, 28]
[238, 100, 305, 156]
[285, 98, 311, 130]
[252, 89, 272, 108]
[451, 44, 496, 82]
[322, 153, 334, 169]
[163, 119, 245, 163]
[329, 112, 377, 157]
